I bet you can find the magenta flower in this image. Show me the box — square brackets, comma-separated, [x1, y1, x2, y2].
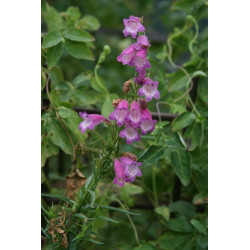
[109, 100, 129, 127]
[134, 35, 151, 50]
[78, 112, 109, 134]
[128, 101, 142, 128]
[134, 68, 146, 84]
[119, 122, 140, 144]
[120, 156, 142, 182]
[123, 16, 145, 39]
[117, 44, 136, 65]
[113, 158, 126, 187]
[138, 77, 160, 102]
[129, 48, 151, 73]
[140, 109, 157, 135]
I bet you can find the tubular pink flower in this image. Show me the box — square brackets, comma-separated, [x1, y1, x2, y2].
[134, 35, 151, 50]
[120, 156, 142, 182]
[134, 68, 146, 84]
[109, 100, 129, 127]
[128, 101, 142, 128]
[119, 122, 140, 144]
[113, 158, 126, 187]
[129, 48, 151, 73]
[117, 44, 136, 65]
[138, 77, 160, 102]
[140, 109, 157, 135]
[123, 16, 145, 39]
[78, 112, 109, 134]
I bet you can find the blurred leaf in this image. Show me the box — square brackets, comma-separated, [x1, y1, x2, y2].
[62, 28, 95, 42]
[172, 0, 206, 13]
[171, 150, 191, 186]
[41, 193, 74, 205]
[90, 76, 108, 94]
[41, 71, 46, 91]
[88, 190, 96, 208]
[43, 66, 64, 85]
[65, 39, 94, 60]
[41, 135, 59, 167]
[66, 6, 81, 20]
[101, 93, 118, 118]
[139, 145, 166, 164]
[169, 200, 196, 218]
[120, 183, 143, 201]
[72, 72, 91, 87]
[47, 42, 64, 69]
[155, 206, 170, 221]
[99, 205, 142, 216]
[190, 219, 207, 235]
[50, 90, 61, 107]
[85, 173, 94, 191]
[169, 103, 186, 115]
[42, 31, 63, 48]
[98, 216, 119, 224]
[79, 15, 100, 31]
[171, 111, 196, 132]
[184, 121, 202, 150]
[196, 234, 208, 249]
[165, 218, 193, 233]
[134, 242, 157, 250]
[44, 117, 72, 155]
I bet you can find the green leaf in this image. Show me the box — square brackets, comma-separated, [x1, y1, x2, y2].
[85, 173, 94, 191]
[50, 90, 61, 107]
[43, 66, 64, 85]
[155, 206, 170, 221]
[169, 201, 196, 218]
[86, 238, 104, 245]
[171, 111, 196, 132]
[120, 183, 144, 201]
[196, 234, 208, 249]
[165, 218, 193, 233]
[42, 31, 63, 48]
[190, 219, 207, 235]
[66, 6, 81, 20]
[44, 117, 72, 155]
[41, 71, 46, 91]
[184, 121, 202, 150]
[41, 135, 59, 167]
[98, 216, 119, 224]
[79, 15, 100, 31]
[41, 193, 74, 205]
[88, 190, 96, 208]
[72, 72, 91, 87]
[62, 28, 95, 42]
[64, 39, 94, 60]
[101, 93, 118, 117]
[47, 42, 64, 69]
[139, 145, 166, 164]
[100, 205, 142, 216]
[171, 150, 191, 186]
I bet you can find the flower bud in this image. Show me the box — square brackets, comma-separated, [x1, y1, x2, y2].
[123, 79, 132, 93]
[103, 45, 111, 55]
[122, 152, 138, 161]
[136, 97, 148, 109]
[112, 98, 122, 108]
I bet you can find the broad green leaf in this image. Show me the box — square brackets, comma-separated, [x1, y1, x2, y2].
[50, 90, 61, 107]
[90, 76, 108, 94]
[171, 111, 196, 132]
[139, 145, 166, 164]
[62, 28, 95, 42]
[42, 31, 63, 48]
[44, 117, 72, 155]
[66, 6, 81, 20]
[100, 205, 142, 216]
[101, 93, 118, 118]
[72, 89, 98, 106]
[65, 39, 94, 60]
[190, 219, 207, 235]
[184, 121, 202, 150]
[72, 72, 91, 87]
[88, 190, 96, 208]
[79, 15, 100, 31]
[47, 42, 64, 69]
[58, 107, 71, 118]
[41, 135, 59, 167]
[169, 200, 196, 218]
[41, 193, 74, 205]
[171, 150, 191, 186]
[165, 218, 193, 233]
[43, 66, 64, 85]
[155, 206, 170, 221]
[42, 4, 64, 32]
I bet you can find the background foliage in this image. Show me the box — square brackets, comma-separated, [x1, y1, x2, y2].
[41, 0, 208, 249]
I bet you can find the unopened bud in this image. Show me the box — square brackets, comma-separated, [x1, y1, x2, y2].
[136, 98, 148, 109]
[112, 98, 122, 108]
[123, 79, 132, 93]
[103, 45, 111, 55]
[122, 152, 138, 161]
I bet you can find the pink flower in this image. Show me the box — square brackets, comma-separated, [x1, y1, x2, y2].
[113, 158, 126, 187]
[123, 16, 145, 39]
[119, 122, 140, 144]
[140, 109, 157, 135]
[134, 68, 146, 84]
[109, 100, 129, 127]
[134, 35, 151, 50]
[117, 44, 136, 65]
[129, 48, 151, 73]
[120, 156, 142, 182]
[78, 112, 109, 134]
[138, 77, 160, 102]
[128, 101, 142, 128]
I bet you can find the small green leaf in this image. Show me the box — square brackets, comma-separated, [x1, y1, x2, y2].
[79, 15, 100, 31]
[155, 206, 170, 221]
[66, 6, 81, 20]
[42, 31, 63, 48]
[171, 150, 191, 186]
[190, 219, 207, 235]
[64, 39, 94, 60]
[62, 28, 95, 42]
[47, 42, 64, 69]
[85, 173, 94, 191]
[88, 190, 96, 208]
[98, 216, 119, 224]
[171, 111, 196, 132]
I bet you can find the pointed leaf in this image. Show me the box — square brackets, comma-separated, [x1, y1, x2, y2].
[42, 31, 63, 48]
[47, 42, 64, 69]
[171, 112, 196, 132]
[62, 28, 94, 42]
[79, 15, 100, 31]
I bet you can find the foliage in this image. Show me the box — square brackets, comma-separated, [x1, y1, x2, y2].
[41, 0, 208, 249]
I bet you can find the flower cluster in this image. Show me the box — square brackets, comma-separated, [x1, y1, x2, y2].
[78, 16, 159, 187]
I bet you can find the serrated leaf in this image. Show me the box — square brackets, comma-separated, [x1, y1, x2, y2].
[190, 219, 207, 235]
[42, 31, 63, 48]
[65, 39, 94, 60]
[47, 42, 64, 69]
[79, 15, 100, 31]
[171, 150, 191, 186]
[155, 206, 170, 221]
[171, 111, 196, 132]
[62, 28, 95, 42]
